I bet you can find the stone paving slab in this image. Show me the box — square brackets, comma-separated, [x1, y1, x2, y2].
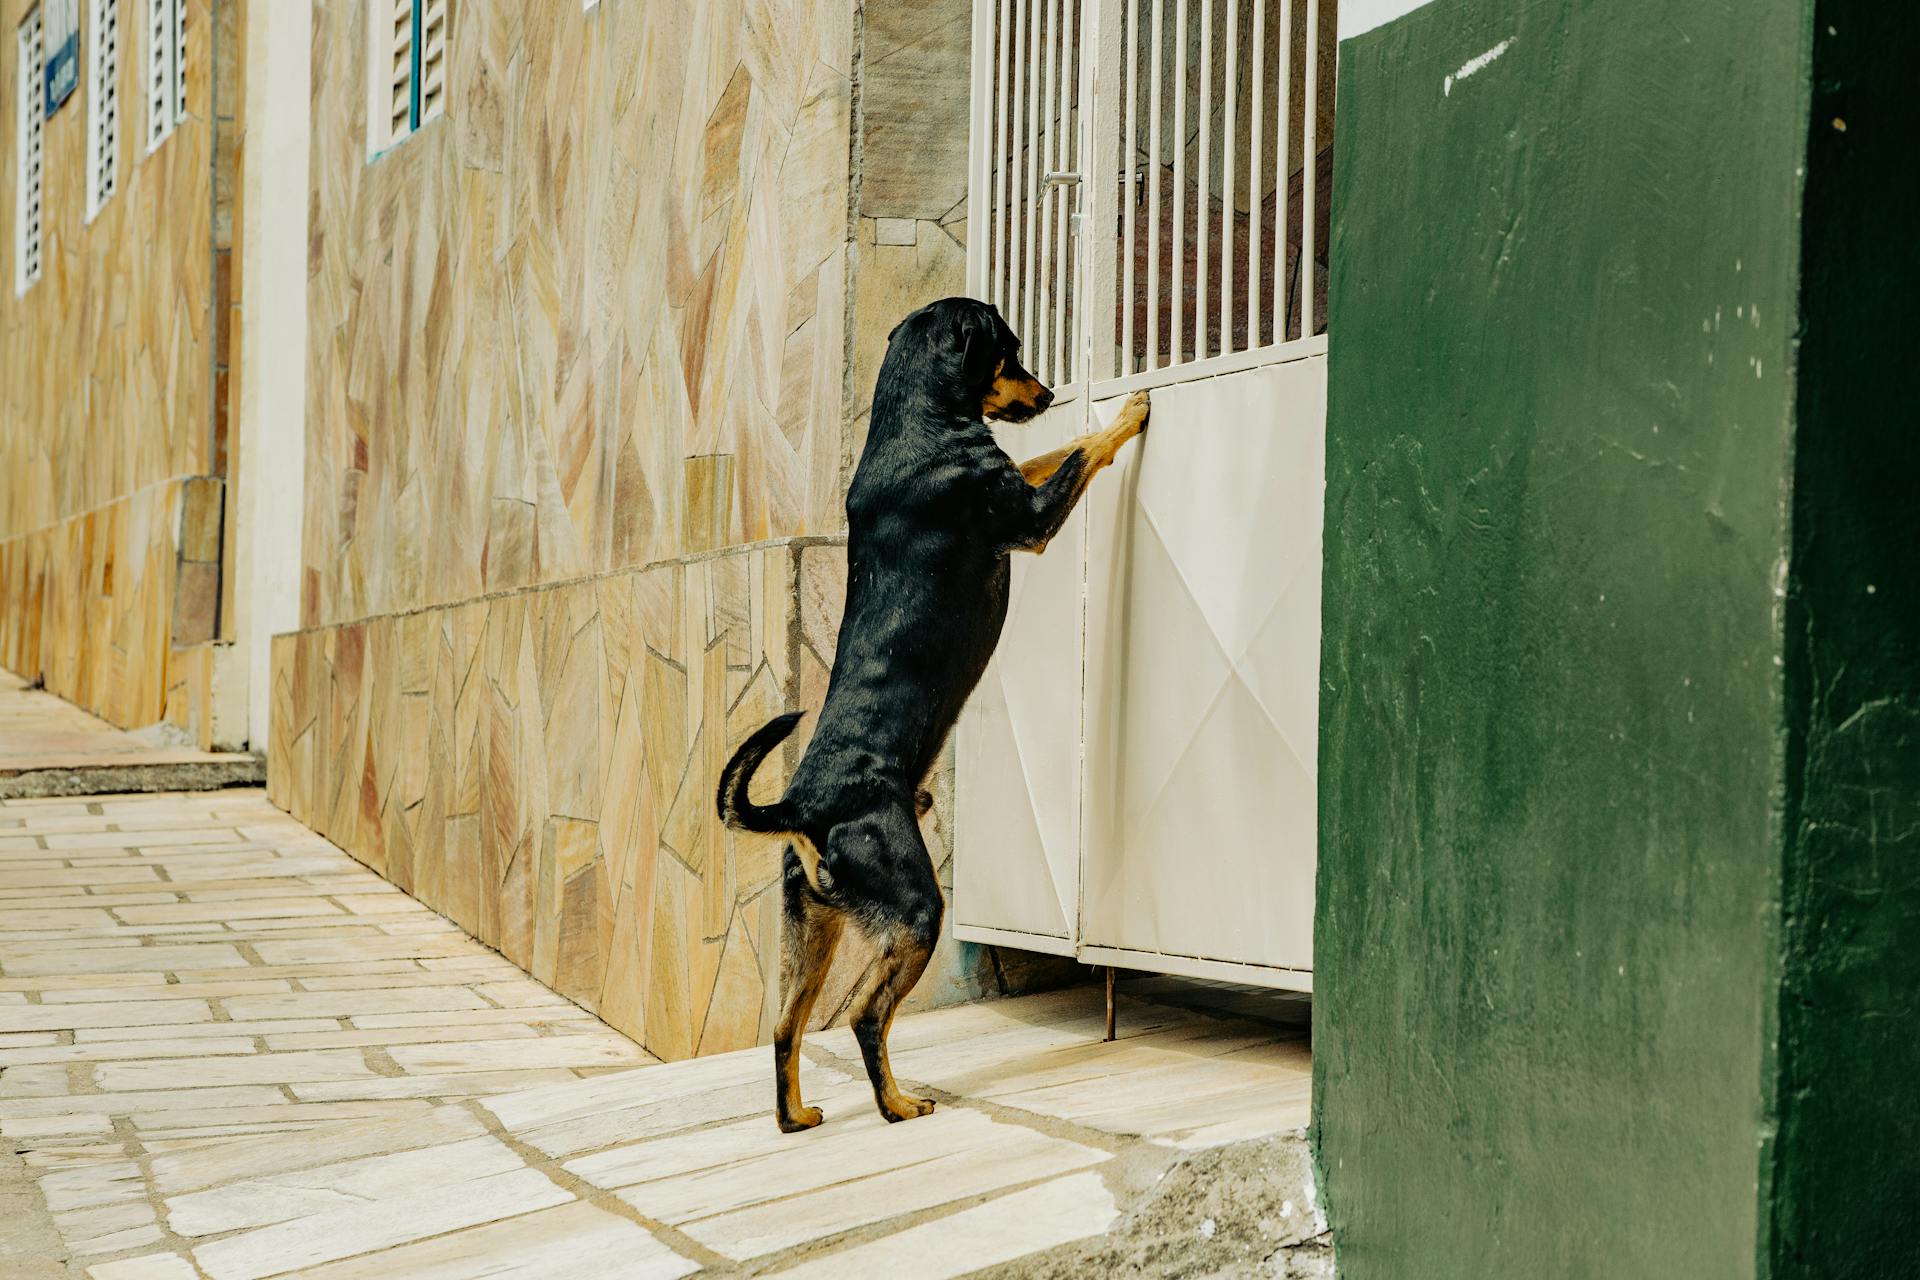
[0, 672, 262, 800]
[1, 785, 1319, 1277]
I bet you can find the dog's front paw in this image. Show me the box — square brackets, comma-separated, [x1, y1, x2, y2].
[1115, 390, 1151, 436]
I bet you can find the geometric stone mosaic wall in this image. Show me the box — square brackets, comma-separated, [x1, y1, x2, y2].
[270, 542, 1016, 1060]
[0, 0, 233, 727]
[281, 0, 1059, 1060]
[300, 0, 858, 629]
[0, 483, 183, 728]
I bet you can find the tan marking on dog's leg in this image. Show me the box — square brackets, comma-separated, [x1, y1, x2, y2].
[1017, 444, 1081, 487]
[846, 931, 938, 1122]
[774, 881, 843, 1132]
[1016, 392, 1151, 500]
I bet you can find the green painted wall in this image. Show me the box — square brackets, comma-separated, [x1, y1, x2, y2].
[1771, 5, 1920, 1275]
[1314, 0, 1808, 1275]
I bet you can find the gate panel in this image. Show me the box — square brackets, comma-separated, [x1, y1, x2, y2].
[958, 0, 1336, 982]
[953, 406, 1089, 952]
[1081, 360, 1322, 982]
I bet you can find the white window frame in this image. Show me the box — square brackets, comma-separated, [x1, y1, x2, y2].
[366, 0, 446, 158]
[14, 6, 44, 295]
[144, 0, 183, 153]
[86, 0, 119, 218]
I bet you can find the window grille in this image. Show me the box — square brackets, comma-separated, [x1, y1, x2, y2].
[968, 0, 1335, 393]
[14, 7, 44, 294]
[372, 0, 446, 155]
[86, 0, 119, 217]
[145, 0, 184, 151]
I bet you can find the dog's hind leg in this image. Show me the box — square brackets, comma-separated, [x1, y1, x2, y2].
[773, 846, 844, 1132]
[828, 807, 944, 1123]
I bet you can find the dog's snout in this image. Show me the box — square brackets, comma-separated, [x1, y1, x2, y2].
[1034, 386, 1055, 413]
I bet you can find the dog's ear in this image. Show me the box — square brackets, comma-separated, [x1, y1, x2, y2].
[955, 305, 1005, 390]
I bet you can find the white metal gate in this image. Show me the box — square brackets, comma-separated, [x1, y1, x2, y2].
[965, 0, 1332, 391]
[956, 0, 1334, 988]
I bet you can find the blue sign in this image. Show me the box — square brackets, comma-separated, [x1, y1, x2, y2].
[42, 0, 79, 118]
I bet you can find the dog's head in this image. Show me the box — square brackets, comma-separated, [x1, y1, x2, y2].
[888, 297, 1054, 423]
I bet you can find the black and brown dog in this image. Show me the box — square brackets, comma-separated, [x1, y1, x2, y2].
[717, 296, 1149, 1130]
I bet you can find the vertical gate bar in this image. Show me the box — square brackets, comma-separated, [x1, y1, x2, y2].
[1084, 0, 1120, 383]
[968, 0, 993, 298]
[1023, 0, 1043, 348]
[1001, 0, 1019, 314]
[1145, 0, 1163, 371]
[1273, 0, 1292, 338]
[1012, 0, 1030, 334]
[993, 0, 1012, 308]
[1120, 0, 1138, 375]
[1052, 0, 1073, 382]
[1219, 0, 1238, 352]
[1038, 0, 1058, 379]
[1170, 0, 1186, 368]
[1248, 0, 1265, 346]
[1300, 0, 1317, 336]
[1196, 0, 1212, 362]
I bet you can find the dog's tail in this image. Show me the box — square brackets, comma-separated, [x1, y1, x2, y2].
[716, 712, 804, 833]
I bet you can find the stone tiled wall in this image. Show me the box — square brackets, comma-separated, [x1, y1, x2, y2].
[0, 0, 239, 726]
[277, 0, 1062, 1060]
[269, 542, 1012, 1058]
[298, 0, 857, 628]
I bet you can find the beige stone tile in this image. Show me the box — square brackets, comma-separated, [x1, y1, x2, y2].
[284, 969, 505, 992]
[221, 988, 492, 1021]
[250, 936, 479, 966]
[326, 893, 425, 916]
[189, 1168, 574, 1280]
[55, 1198, 158, 1248]
[766, 1171, 1118, 1279]
[348, 1006, 600, 1030]
[0, 908, 121, 931]
[0, 943, 249, 976]
[152, 1105, 489, 1195]
[635, 1113, 1109, 1260]
[383, 1035, 650, 1075]
[95, 1050, 377, 1091]
[0, 998, 211, 1033]
[2, 1064, 77, 1096]
[0, 1086, 292, 1122]
[0, 972, 169, 993]
[282, 1199, 698, 1280]
[260, 1024, 545, 1052]
[88, 1255, 202, 1279]
[0, 1030, 62, 1047]
[165, 1136, 526, 1238]
[41, 979, 294, 1004]
[33, 1159, 145, 1210]
[472, 981, 577, 1008]
[290, 1069, 584, 1102]
[0, 891, 178, 910]
[72, 1020, 341, 1043]
[112, 899, 346, 924]
[2, 1113, 114, 1139]
[133, 1105, 436, 1142]
[43, 830, 244, 850]
[70, 1222, 166, 1256]
[0, 1037, 259, 1067]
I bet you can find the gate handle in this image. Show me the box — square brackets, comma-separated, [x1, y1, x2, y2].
[1042, 170, 1082, 189]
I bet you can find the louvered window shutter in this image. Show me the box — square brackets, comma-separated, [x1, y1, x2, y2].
[87, 0, 120, 217]
[417, 0, 445, 123]
[14, 7, 44, 294]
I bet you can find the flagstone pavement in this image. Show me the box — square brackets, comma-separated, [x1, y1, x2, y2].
[1, 786, 1314, 1279]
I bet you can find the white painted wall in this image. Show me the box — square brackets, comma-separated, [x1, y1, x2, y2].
[231, 1, 310, 750]
[1339, 0, 1439, 39]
